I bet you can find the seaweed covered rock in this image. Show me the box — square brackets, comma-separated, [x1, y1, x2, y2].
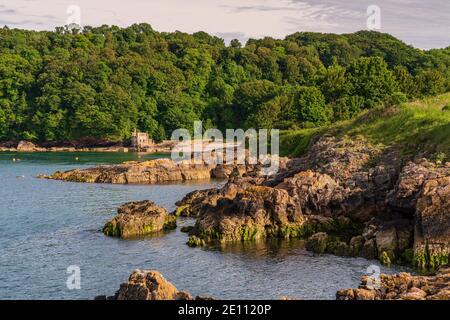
[192, 185, 306, 243]
[336, 265, 450, 300]
[305, 232, 329, 254]
[103, 201, 176, 238]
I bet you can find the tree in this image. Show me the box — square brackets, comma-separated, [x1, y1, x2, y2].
[345, 56, 397, 108]
[415, 70, 446, 97]
[233, 80, 279, 127]
[294, 86, 331, 125]
[392, 65, 418, 98]
[0, 26, 447, 142]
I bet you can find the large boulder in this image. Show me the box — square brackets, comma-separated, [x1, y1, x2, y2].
[115, 270, 179, 300]
[192, 185, 306, 243]
[387, 160, 449, 271]
[16, 140, 37, 151]
[98, 269, 214, 300]
[275, 171, 340, 215]
[103, 201, 176, 238]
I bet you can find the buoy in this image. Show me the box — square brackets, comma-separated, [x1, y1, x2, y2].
[75, 157, 79, 161]
[12, 158, 16, 162]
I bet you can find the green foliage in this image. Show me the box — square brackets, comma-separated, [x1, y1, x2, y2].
[345, 56, 397, 108]
[333, 95, 364, 120]
[0, 26, 448, 142]
[294, 86, 331, 125]
[385, 92, 408, 106]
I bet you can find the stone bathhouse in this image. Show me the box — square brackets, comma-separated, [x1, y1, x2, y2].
[131, 129, 154, 150]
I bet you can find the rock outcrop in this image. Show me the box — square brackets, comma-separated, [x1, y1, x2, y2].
[336, 265, 450, 300]
[174, 188, 221, 217]
[97, 269, 214, 300]
[115, 270, 179, 300]
[176, 135, 449, 271]
[414, 175, 450, 271]
[191, 185, 307, 243]
[385, 160, 450, 271]
[47, 159, 214, 184]
[103, 201, 176, 238]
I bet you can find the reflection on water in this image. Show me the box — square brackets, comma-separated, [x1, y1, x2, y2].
[0, 152, 411, 300]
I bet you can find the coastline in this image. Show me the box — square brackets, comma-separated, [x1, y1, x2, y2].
[0, 140, 175, 154]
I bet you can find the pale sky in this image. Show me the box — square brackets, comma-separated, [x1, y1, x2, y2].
[1, 0, 449, 49]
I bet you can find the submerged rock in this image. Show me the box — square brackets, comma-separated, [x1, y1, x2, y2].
[336, 265, 450, 300]
[103, 201, 176, 238]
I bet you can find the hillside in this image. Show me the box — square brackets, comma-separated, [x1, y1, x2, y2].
[281, 93, 450, 161]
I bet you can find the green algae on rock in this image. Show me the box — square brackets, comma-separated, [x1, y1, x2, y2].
[103, 200, 176, 239]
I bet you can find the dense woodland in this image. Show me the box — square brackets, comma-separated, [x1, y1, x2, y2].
[0, 23, 449, 142]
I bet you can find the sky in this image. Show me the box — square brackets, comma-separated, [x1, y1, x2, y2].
[0, 0, 449, 49]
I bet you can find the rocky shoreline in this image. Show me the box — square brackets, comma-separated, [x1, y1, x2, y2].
[38, 133, 449, 299]
[97, 265, 450, 300]
[49, 134, 448, 272]
[0, 139, 175, 153]
[176, 136, 449, 273]
[337, 265, 450, 300]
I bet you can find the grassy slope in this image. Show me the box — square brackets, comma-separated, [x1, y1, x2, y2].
[280, 93, 450, 160]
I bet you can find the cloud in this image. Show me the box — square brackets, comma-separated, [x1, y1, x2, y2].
[0, 0, 448, 49]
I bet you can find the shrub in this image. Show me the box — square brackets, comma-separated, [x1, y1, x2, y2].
[385, 92, 408, 106]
